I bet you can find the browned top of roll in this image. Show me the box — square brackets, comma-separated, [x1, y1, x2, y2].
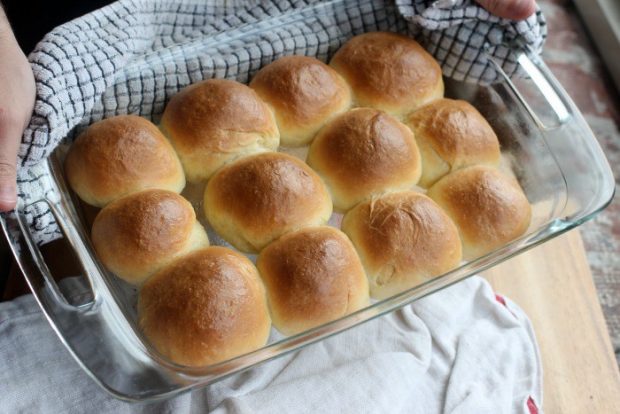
[249, 56, 351, 128]
[205, 152, 331, 242]
[91, 189, 195, 273]
[406, 98, 500, 167]
[308, 108, 420, 198]
[426, 166, 531, 257]
[257, 226, 368, 334]
[138, 247, 271, 367]
[64, 115, 184, 206]
[329, 32, 443, 113]
[342, 191, 462, 279]
[160, 79, 277, 152]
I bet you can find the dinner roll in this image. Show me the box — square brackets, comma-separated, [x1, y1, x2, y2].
[405, 99, 501, 188]
[257, 227, 369, 335]
[427, 166, 531, 260]
[91, 189, 209, 285]
[341, 191, 462, 299]
[138, 247, 271, 367]
[330, 32, 443, 116]
[204, 152, 332, 253]
[307, 108, 421, 211]
[64, 115, 185, 207]
[160, 79, 279, 182]
[250, 55, 352, 147]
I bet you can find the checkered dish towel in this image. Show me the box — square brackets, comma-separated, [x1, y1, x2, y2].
[16, 0, 546, 244]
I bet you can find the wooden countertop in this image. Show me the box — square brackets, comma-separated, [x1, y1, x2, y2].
[483, 230, 620, 413]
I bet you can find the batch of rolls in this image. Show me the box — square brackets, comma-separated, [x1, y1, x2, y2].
[64, 32, 531, 367]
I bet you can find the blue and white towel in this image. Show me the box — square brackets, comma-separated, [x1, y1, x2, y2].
[14, 0, 546, 244]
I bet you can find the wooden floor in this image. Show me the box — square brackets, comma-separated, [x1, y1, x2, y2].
[484, 230, 620, 413]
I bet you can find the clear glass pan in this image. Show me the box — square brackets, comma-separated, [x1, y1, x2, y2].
[0, 0, 614, 402]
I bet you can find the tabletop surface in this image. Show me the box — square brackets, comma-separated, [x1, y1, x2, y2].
[539, 0, 620, 365]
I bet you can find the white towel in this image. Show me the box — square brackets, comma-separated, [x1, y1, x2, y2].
[0, 275, 542, 413]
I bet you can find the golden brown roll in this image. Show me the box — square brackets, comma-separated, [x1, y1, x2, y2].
[330, 32, 444, 117]
[138, 246, 271, 367]
[307, 108, 421, 211]
[426, 165, 531, 260]
[405, 98, 501, 188]
[91, 189, 209, 285]
[341, 191, 462, 299]
[64, 115, 185, 207]
[160, 79, 280, 182]
[250, 55, 352, 147]
[257, 226, 369, 335]
[204, 152, 332, 253]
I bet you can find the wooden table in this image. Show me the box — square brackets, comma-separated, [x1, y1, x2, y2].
[483, 230, 620, 413]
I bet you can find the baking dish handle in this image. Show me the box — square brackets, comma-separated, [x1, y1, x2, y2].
[1, 201, 164, 401]
[486, 44, 615, 223]
[2, 198, 98, 311]
[488, 46, 571, 130]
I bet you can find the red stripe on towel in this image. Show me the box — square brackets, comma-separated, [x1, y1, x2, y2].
[495, 293, 518, 318]
[496, 296, 538, 413]
[495, 294, 507, 307]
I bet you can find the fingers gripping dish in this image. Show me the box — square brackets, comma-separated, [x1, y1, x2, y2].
[250, 55, 352, 147]
[204, 152, 333, 253]
[341, 191, 462, 299]
[138, 247, 271, 367]
[405, 98, 501, 188]
[64, 115, 185, 207]
[161, 79, 280, 182]
[91, 189, 209, 285]
[257, 226, 369, 335]
[427, 165, 532, 260]
[330, 32, 444, 116]
[307, 108, 422, 211]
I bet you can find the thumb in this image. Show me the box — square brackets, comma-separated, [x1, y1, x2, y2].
[0, 120, 20, 211]
[475, 0, 537, 20]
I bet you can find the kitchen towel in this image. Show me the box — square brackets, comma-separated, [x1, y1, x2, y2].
[13, 0, 546, 245]
[0, 275, 543, 413]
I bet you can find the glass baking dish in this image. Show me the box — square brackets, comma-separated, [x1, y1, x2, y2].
[0, 0, 614, 402]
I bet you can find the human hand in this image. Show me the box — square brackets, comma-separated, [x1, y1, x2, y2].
[0, 7, 35, 212]
[476, 0, 537, 20]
